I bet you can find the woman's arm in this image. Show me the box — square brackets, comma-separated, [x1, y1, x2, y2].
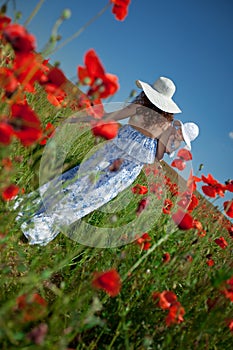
[67, 103, 138, 124]
[103, 103, 138, 122]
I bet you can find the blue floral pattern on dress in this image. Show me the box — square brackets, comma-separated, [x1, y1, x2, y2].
[18, 124, 158, 245]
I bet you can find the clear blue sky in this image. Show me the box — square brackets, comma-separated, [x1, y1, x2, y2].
[4, 0, 233, 205]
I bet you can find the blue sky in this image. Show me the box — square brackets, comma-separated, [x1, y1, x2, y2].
[4, 0, 233, 205]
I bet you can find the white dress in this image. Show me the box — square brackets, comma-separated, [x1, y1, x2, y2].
[17, 124, 159, 246]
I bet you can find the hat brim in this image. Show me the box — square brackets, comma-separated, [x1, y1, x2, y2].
[136, 80, 182, 114]
[180, 121, 191, 150]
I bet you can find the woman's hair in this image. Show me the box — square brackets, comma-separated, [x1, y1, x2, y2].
[132, 91, 174, 128]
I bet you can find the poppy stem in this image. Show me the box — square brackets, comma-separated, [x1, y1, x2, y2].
[122, 231, 173, 282]
[23, 0, 46, 27]
[49, 2, 111, 55]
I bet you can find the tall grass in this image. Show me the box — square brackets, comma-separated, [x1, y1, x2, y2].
[0, 89, 233, 349]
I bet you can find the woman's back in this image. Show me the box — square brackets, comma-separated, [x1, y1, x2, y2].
[128, 110, 171, 139]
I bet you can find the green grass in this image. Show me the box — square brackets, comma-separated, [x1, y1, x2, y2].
[1, 88, 233, 350]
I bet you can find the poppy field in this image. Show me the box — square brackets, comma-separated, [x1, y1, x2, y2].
[0, 2, 233, 349]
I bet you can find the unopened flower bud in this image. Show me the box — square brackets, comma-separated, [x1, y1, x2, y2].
[61, 9, 71, 20]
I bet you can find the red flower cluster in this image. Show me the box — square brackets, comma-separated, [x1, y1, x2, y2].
[92, 269, 121, 297]
[152, 290, 185, 326]
[15, 293, 47, 322]
[164, 175, 179, 197]
[0, 18, 69, 109]
[111, 0, 131, 21]
[136, 232, 151, 250]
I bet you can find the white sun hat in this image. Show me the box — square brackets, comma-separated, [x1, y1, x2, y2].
[136, 76, 182, 114]
[180, 121, 199, 150]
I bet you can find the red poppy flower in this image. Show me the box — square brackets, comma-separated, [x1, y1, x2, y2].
[1, 184, 19, 201]
[201, 185, 217, 198]
[187, 170, 201, 192]
[214, 236, 228, 249]
[2, 157, 13, 170]
[131, 184, 148, 195]
[162, 198, 173, 215]
[171, 158, 186, 171]
[177, 148, 192, 161]
[223, 200, 233, 218]
[177, 191, 192, 210]
[222, 277, 233, 302]
[193, 219, 203, 231]
[162, 252, 171, 263]
[44, 84, 67, 107]
[136, 232, 151, 250]
[165, 301, 185, 326]
[111, 0, 131, 21]
[45, 67, 66, 87]
[13, 52, 48, 92]
[201, 174, 226, 198]
[136, 197, 149, 215]
[15, 293, 47, 322]
[225, 181, 233, 192]
[39, 122, 55, 145]
[78, 49, 119, 99]
[164, 176, 179, 196]
[172, 209, 194, 230]
[92, 269, 121, 297]
[153, 290, 177, 310]
[74, 94, 104, 118]
[178, 192, 199, 212]
[187, 193, 199, 212]
[206, 259, 215, 266]
[149, 182, 163, 198]
[0, 67, 18, 95]
[10, 103, 42, 146]
[91, 120, 119, 139]
[228, 320, 233, 332]
[3, 23, 36, 52]
[0, 15, 11, 33]
[0, 122, 14, 144]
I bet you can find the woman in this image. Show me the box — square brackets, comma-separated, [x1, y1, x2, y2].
[18, 77, 199, 246]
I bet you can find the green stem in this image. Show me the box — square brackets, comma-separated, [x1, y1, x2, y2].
[49, 2, 111, 55]
[122, 231, 173, 282]
[23, 0, 46, 27]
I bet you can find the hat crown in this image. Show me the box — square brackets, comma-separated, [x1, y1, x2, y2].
[153, 77, 176, 98]
[183, 122, 199, 141]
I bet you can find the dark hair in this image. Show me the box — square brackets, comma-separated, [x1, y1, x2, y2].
[132, 91, 174, 128]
